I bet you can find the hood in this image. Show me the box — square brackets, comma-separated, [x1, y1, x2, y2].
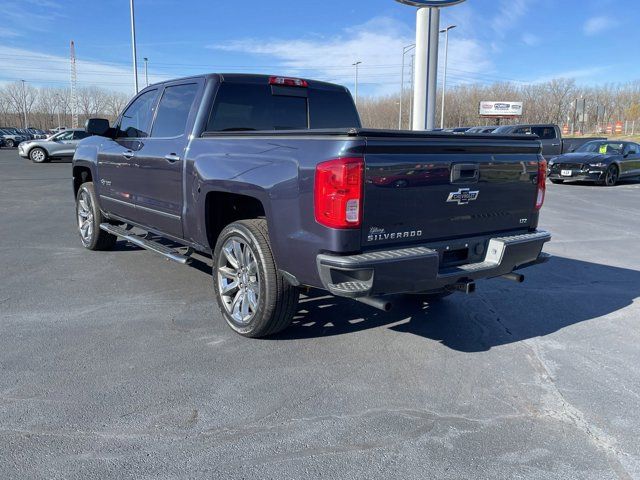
[551, 152, 617, 164]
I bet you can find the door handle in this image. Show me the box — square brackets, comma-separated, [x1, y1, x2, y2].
[121, 150, 134, 159]
[551, 143, 560, 146]
[165, 153, 181, 163]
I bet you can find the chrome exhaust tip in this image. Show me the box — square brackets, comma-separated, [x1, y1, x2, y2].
[501, 272, 525, 283]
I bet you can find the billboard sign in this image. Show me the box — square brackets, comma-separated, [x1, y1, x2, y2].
[479, 101, 523, 117]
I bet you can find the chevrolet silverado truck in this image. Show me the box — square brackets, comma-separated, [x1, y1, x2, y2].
[493, 124, 605, 159]
[73, 73, 550, 338]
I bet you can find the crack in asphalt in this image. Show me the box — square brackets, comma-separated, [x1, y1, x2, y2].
[523, 339, 634, 480]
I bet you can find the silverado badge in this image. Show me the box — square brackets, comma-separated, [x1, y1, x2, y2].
[447, 188, 479, 205]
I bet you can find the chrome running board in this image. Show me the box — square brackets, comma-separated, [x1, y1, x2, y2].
[99, 223, 191, 265]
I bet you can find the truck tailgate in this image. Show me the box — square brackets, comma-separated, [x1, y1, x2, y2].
[361, 135, 542, 247]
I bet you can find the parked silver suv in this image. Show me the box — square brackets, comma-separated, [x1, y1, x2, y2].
[18, 128, 91, 163]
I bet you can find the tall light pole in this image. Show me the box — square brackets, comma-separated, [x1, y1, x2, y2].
[352, 61, 362, 106]
[20, 80, 28, 128]
[130, 0, 139, 94]
[399, 43, 416, 130]
[439, 24, 456, 129]
[395, 0, 466, 130]
[143, 57, 149, 87]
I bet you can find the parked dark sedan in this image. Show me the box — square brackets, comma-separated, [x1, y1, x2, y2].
[547, 140, 640, 186]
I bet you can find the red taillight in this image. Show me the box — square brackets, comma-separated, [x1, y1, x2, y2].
[535, 159, 547, 210]
[314, 157, 364, 229]
[269, 76, 308, 88]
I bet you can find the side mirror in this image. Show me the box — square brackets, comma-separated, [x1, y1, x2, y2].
[569, 147, 576, 153]
[85, 118, 111, 137]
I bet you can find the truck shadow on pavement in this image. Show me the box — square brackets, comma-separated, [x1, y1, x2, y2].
[274, 256, 640, 352]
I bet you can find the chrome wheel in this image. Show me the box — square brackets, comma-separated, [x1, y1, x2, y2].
[217, 237, 260, 324]
[30, 148, 45, 162]
[77, 190, 94, 245]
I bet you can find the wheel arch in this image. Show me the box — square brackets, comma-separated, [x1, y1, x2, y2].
[73, 163, 95, 196]
[27, 144, 50, 158]
[204, 190, 268, 251]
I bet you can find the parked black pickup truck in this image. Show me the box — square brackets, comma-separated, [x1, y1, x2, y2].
[73, 73, 550, 338]
[493, 124, 605, 159]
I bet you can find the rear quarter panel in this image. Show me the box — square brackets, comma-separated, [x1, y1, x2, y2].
[184, 136, 365, 287]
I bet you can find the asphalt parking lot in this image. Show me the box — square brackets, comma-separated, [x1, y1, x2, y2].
[1, 148, 640, 480]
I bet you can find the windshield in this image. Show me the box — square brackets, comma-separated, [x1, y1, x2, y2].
[492, 126, 512, 134]
[577, 141, 625, 154]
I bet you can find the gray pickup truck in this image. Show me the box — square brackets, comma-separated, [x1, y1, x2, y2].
[73, 73, 550, 338]
[493, 124, 605, 159]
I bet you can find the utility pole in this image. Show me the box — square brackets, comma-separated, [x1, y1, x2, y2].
[20, 80, 28, 128]
[352, 61, 362, 106]
[143, 57, 149, 87]
[130, 0, 139, 93]
[439, 25, 456, 129]
[70, 40, 78, 128]
[399, 44, 416, 130]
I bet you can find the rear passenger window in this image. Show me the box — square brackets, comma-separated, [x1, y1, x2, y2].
[532, 127, 556, 139]
[152, 83, 199, 138]
[118, 89, 158, 138]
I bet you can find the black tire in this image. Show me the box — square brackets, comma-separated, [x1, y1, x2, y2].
[5, 139, 15, 148]
[76, 182, 117, 251]
[603, 165, 619, 186]
[29, 147, 48, 163]
[212, 219, 299, 338]
[550, 179, 564, 184]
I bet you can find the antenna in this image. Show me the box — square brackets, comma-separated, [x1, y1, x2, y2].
[70, 40, 78, 128]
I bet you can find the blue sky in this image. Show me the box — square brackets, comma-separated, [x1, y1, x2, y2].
[1, 0, 638, 96]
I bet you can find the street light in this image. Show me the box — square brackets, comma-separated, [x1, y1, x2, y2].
[143, 57, 149, 87]
[439, 24, 456, 129]
[399, 43, 416, 130]
[352, 61, 362, 106]
[130, 0, 139, 93]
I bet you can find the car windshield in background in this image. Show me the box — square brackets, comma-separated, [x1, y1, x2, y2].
[577, 141, 624, 154]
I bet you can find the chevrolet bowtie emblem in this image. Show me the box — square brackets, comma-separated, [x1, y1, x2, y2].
[447, 188, 479, 205]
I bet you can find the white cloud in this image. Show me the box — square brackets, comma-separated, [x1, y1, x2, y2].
[583, 16, 617, 36]
[491, 0, 528, 37]
[0, 46, 167, 93]
[528, 66, 611, 85]
[521, 33, 540, 47]
[210, 17, 492, 95]
[0, 26, 21, 38]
